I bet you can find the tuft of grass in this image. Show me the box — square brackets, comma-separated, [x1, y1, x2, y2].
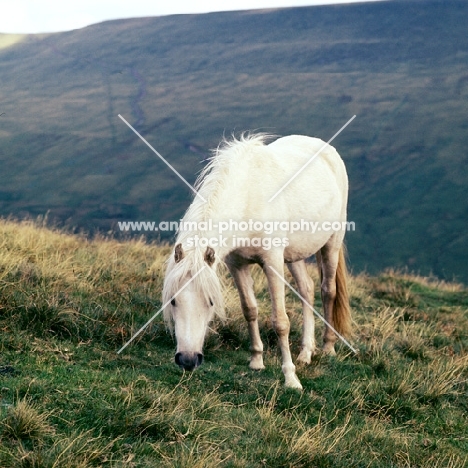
[155, 437, 230, 468]
[416, 355, 468, 402]
[2, 430, 121, 468]
[1, 398, 53, 442]
[394, 320, 433, 360]
[286, 413, 352, 466]
[0, 398, 55, 458]
[371, 276, 420, 307]
[359, 307, 403, 356]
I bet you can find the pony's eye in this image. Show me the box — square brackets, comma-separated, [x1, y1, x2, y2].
[171, 298, 176, 307]
[209, 299, 214, 307]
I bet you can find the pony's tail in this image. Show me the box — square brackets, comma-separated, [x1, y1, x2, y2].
[316, 245, 352, 338]
[334, 246, 352, 337]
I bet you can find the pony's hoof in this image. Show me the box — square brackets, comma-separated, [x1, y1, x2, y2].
[285, 375, 303, 390]
[249, 357, 265, 371]
[250, 364, 266, 371]
[322, 344, 337, 356]
[297, 349, 315, 364]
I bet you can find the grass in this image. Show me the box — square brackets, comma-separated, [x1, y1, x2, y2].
[0, 218, 467, 466]
[1, 1, 468, 282]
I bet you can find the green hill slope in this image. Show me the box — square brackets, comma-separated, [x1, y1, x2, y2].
[0, 219, 467, 466]
[0, 0, 467, 281]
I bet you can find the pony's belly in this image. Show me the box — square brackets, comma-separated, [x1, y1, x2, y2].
[283, 231, 332, 262]
[217, 227, 341, 263]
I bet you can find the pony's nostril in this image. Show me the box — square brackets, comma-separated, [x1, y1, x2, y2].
[197, 353, 203, 367]
[175, 352, 182, 366]
[175, 352, 203, 371]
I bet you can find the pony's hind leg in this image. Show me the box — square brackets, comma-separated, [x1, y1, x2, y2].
[316, 244, 339, 355]
[316, 237, 351, 355]
[225, 257, 265, 371]
[287, 261, 316, 364]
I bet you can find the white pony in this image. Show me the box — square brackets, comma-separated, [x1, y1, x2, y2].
[163, 134, 351, 389]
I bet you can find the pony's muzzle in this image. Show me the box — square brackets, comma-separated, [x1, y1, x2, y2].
[175, 352, 203, 371]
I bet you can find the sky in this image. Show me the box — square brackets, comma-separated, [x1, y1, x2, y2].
[0, 0, 386, 34]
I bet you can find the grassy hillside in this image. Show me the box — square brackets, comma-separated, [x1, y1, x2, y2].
[0, 0, 467, 283]
[0, 220, 467, 466]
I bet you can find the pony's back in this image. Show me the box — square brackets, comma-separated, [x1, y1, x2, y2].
[198, 134, 347, 222]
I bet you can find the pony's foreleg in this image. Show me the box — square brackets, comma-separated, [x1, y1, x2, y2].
[226, 260, 265, 370]
[287, 261, 316, 364]
[263, 254, 302, 390]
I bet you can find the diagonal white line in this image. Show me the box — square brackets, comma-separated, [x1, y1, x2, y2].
[117, 265, 207, 354]
[268, 266, 358, 354]
[118, 114, 206, 203]
[268, 115, 356, 202]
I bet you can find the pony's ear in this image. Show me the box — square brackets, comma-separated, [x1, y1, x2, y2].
[174, 243, 184, 263]
[204, 246, 216, 266]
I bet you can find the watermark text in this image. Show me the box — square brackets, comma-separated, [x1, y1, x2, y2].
[117, 219, 355, 235]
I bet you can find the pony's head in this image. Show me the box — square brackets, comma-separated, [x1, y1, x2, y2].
[162, 243, 224, 371]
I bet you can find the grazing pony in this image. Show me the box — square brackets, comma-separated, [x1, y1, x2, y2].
[163, 134, 351, 389]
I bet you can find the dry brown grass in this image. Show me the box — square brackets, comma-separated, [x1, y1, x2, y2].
[0, 218, 169, 292]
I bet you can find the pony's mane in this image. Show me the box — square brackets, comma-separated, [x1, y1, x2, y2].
[162, 248, 225, 330]
[163, 133, 274, 329]
[175, 132, 275, 245]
